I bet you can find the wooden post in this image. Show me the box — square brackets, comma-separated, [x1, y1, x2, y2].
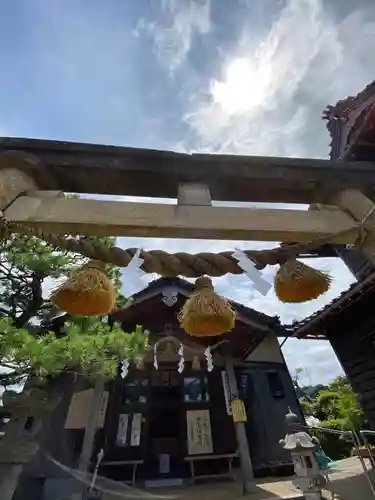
[78, 378, 105, 500]
[0, 152, 39, 210]
[0, 156, 41, 499]
[330, 189, 375, 265]
[223, 345, 255, 495]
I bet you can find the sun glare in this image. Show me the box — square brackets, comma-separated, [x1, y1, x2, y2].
[211, 57, 271, 115]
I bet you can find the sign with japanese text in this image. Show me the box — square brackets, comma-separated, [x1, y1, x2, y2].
[231, 398, 247, 423]
[186, 409, 213, 455]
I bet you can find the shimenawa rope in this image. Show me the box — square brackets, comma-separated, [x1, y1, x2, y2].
[0, 217, 368, 278]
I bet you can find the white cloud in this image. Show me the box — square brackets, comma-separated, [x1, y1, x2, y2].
[136, 0, 212, 75]
[183, 0, 331, 154]
[120, 0, 375, 384]
[181, 0, 375, 157]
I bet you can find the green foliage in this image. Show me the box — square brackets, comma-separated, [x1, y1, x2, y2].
[314, 391, 340, 420]
[0, 230, 148, 386]
[298, 375, 364, 430]
[299, 398, 315, 417]
[321, 377, 364, 430]
[312, 419, 353, 460]
[329, 375, 350, 392]
[296, 375, 365, 460]
[0, 317, 148, 380]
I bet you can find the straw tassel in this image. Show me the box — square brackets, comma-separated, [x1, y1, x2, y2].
[274, 259, 332, 303]
[178, 276, 236, 337]
[50, 260, 116, 316]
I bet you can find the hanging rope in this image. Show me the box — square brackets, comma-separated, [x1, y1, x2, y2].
[0, 219, 360, 278]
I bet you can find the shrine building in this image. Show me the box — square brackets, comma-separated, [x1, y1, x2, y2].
[8, 77, 375, 500]
[15, 277, 301, 499]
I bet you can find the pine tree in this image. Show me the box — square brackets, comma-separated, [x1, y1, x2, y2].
[0, 232, 148, 388]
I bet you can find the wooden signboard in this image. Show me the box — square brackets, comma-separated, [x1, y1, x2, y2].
[221, 370, 232, 415]
[116, 414, 129, 447]
[115, 413, 143, 447]
[130, 413, 142, 447]
[64, 389, 109, 429]
[231, 398, 247, 423]
[186, 409, 213, 455]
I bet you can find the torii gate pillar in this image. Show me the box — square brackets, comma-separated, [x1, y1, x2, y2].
[0, 152, 39, 211]
[331, 189, 375, 267]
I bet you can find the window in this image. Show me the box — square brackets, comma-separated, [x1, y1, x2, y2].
[122, 378, 148, 405]
[151, 370, 179, 387]
[24, 416, 34, 432]
[116, 413, 143, 448]
[237, 373, 254, 401]
[266, 371, 285, 399]
[183, 376, 210, 403]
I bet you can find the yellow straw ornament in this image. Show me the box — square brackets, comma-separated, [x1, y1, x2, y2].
[178, 276, 236, 337]
[51, 260, 116, 316]
[274, 259, 331, 303]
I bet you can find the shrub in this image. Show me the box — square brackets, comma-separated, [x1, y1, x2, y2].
[312, 419, 353, 460]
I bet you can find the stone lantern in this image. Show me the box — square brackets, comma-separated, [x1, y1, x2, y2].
[0, 387, 60, 500]
[280, 408, 327, 500]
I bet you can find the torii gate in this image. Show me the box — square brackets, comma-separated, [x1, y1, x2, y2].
[1, 136, 375, 498]
[1, 137, 375, 266]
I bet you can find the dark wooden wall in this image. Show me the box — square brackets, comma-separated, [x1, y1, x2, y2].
[334, 246, 375, 281]
[238, 362, 301, 471]
[324, 290, 375, 429]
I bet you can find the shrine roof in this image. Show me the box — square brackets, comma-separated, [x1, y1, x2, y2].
[323, 79, 375, 123]
[290, 272, 375, 339]
[114, 276, 286, 335]
[322, 80, 375, 159]
[112, 276, 289, 359]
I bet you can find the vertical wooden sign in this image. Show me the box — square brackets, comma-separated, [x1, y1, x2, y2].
[116, 414, 129, 447]
[221, 370, 232, 415]
[186, 409, 213, 455]
[130, 413, 142, 447]
[64, 389, 109, 429]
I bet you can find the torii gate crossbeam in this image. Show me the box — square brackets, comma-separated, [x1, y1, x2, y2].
[1, 138, 375, 260]
[2, 137, 375, 204]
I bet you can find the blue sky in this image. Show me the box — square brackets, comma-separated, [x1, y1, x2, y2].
[1, 0, 375, 385]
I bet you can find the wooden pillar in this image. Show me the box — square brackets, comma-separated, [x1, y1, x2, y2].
[0, 155, 40, 499]
[78, 378, 105, 500]
[223, 346, 255, 495]
[330, 189, 375, 265]
[0, 152, 39, 210]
